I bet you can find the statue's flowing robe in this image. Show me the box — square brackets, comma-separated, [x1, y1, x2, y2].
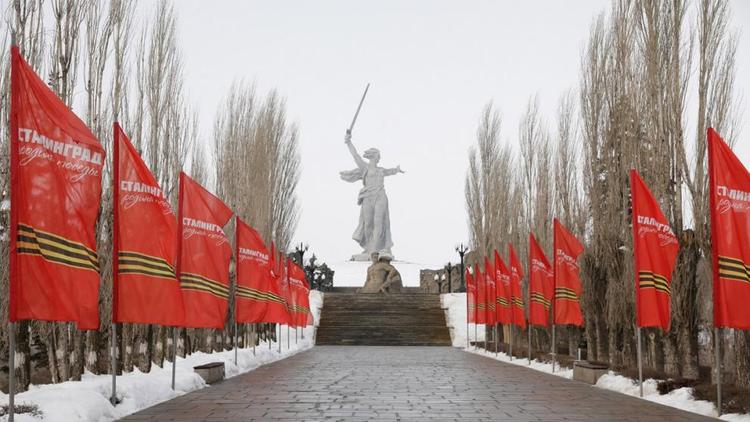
[340, 166, 396, 254]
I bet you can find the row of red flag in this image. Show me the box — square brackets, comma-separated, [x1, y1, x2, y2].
[467, 129, 750, 332]
[8, 47, 312, 331]
[466, 220, 583, 329]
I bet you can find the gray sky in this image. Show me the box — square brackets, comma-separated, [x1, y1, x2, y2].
[172, 1, 749, 267]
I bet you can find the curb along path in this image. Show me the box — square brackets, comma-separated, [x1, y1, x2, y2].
[122, 346, 714, 421]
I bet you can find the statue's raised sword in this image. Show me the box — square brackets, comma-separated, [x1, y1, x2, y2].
[346, 83, 370, 138]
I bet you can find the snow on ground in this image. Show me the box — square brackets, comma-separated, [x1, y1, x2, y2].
[440, 293, 484, 347]
[441, 294, 562, 376]
[441, 292, 750, 421]
[328, 260, 423, 287]
[470, 348, 575, 379]
[596, 372, 750, 421]
[0, 291, 324, 422]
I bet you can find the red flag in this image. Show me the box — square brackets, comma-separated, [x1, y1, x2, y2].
[113, 124, 183, 326]
[631, 169, 679, 330]
[466, 268, 476, 324]
[235, 218, 271, 324]
[297, 274, 313, 327]
[288, 262, 311, 327]
[509, 244, 526, 329]
[494, 251, 512, 324]
[529, 233, 553, 327]
[279, 258, 294, 324]
[178, 173, 233, 329]
[484, 257, 497, 325]
[553, 219, 584, 326]
[708, 128, 750, 328]
[474, 263, 486, 324]
[263, 244, 291, 324]
[9, 47, 104, 329]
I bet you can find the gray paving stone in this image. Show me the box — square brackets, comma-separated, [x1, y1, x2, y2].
[121, 346, 716, 421]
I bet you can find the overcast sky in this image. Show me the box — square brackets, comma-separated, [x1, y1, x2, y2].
[171, 1, 749, 268]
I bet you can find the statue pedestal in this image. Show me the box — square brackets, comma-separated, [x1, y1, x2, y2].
[350, 253, 372, 262]
[350, 253, 396, 262]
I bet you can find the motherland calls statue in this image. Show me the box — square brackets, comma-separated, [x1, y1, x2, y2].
[359, 252, 403, 294]
[340, 132, 405, 261]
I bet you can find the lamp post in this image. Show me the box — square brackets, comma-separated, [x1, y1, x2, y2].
[433, 272, 445, 294]
[294, 242, 309, 266]
[444, 262, 454, 292]
[456, 243, 469, 292]
[312, 269, 321, 291]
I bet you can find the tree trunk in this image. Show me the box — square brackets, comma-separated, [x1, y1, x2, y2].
[14, 321, 31, 392]
[734, 329, 750, 390]
[662, 331, 680, 377]
[55, 323, 70, 382]
[70, 329, 85, 381]
[678, 325, 699, 379]
[153, 326, 165, 367]
[122, 324, 133, 373]
[646, 330, 663, 373]
[43, 324, 60, 384]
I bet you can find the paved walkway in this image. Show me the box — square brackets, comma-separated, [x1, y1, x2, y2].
[122, 346, 715, 421]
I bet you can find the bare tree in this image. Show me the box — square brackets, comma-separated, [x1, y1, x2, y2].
[214, 84, 300, 251]
[465, 103, 504, 258]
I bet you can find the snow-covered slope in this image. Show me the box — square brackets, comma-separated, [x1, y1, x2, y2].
[328, 260, 424, 287]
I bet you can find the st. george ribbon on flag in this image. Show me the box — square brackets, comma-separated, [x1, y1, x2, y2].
[9, 44, 105, 421]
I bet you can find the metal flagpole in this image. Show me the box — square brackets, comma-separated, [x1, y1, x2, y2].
[466, 321, 469, 349]
[509, 325, 513, 361]
[110, 323, 117, 405]
[171, 327, 177, 390]
[9, 322, 16, 422]
[551, 324, 556, 373]
[295, 327, 298, 344]
[474, 324, 477, 350]
[252, 324, 256, 356]
[637, 327, 643, 397]
[715, 327, 722, 415]
[234, 322, 238, 365]
[528, 325, 532, 365]
[527, 268, 532, 365]
[286, 325, 290, 350]
[494, 325, 498, 356]
[278, 324, 281, 353]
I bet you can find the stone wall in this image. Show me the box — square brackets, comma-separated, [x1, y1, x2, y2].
[419, 265, 463, 293]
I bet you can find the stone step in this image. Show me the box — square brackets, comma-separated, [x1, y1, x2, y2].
[320, 314, 446, 324]
[316, 327, 452, 346]
[316, 292, 451, 346]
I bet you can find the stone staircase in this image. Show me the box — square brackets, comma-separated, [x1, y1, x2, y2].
[315, 291, 452, 346]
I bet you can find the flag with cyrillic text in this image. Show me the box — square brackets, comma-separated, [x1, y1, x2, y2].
[529, 233, 553, 327]
[113, 123, 183, 326]
[631, 169, 679, 330]
[235, 218, 272, 324]
[553, 219, 584, 326]
[9, 46, 104, 330]
[708, 128, 750, 329]
[178, 172, 233, 329]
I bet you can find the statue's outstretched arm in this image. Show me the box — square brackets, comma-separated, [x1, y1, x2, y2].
[384, 165, 405, 176]
[345, 132, 366, 169]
